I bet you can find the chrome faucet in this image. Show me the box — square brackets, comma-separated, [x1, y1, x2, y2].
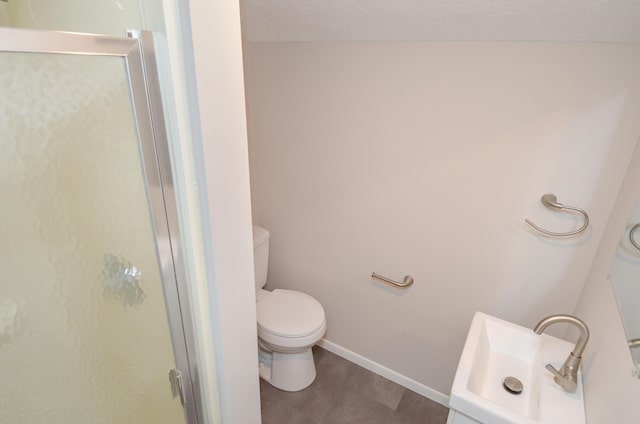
[533, 314, 589, 393]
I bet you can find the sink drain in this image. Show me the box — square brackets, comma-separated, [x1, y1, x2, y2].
[503, 376, 523, 395]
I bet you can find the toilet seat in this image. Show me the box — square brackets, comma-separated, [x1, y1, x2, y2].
[257, 289, 326, 348]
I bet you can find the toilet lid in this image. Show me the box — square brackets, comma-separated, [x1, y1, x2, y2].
[257, 289, 325, 338]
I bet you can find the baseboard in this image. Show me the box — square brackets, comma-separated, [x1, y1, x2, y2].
[316, 338, 450, 407]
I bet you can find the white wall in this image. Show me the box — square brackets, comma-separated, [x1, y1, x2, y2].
[187, 1, 261, 423]
[244, 41, 640, 396]
[573, 141, 640, 424]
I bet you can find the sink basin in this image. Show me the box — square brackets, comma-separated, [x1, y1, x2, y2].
[449, 312, 585, 424]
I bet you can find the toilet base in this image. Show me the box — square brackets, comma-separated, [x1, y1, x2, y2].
[258, 346, 317, 392]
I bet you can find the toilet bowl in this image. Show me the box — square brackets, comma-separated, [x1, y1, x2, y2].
[253, 226, 326, 391]
[256, 288, 326, 391]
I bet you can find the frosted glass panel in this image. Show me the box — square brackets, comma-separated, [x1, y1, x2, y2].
[0, 52, 185, 423]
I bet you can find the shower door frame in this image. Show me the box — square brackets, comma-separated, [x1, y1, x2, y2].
[0, 27, 203, 423]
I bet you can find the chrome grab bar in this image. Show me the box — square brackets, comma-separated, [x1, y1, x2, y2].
[629, 224, 640, 251]
[371, 272, 414, 288]
[525, 194, 589, 237]
[629, 339, 640, 349]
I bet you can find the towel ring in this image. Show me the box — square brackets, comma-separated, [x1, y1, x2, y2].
[629, 223, 640, 251]
[525, 194, 589, 237]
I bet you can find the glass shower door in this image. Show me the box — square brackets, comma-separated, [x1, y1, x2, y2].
[0, 29, 194, 423]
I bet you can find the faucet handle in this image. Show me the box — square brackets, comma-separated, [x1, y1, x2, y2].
[545, 364, 577, 392]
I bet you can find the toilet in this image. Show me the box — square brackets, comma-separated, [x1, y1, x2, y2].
[252, 225, 327, 391]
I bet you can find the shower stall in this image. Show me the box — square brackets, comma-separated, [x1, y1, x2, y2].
[0, 28, 201, 423]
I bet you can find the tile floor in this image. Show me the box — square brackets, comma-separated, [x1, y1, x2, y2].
[260, 347, 450, 424]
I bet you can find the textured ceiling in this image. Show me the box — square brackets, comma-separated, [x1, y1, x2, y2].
[240, 0, 640, 42]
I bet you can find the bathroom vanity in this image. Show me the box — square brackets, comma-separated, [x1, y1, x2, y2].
[447, 312, 585, 424]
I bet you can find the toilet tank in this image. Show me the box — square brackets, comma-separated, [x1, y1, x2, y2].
[252, 225, 270, 292]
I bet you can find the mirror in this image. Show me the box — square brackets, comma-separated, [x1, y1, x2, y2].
[609, 199, 640, 375]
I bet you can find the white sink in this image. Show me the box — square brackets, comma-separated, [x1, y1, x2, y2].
[449, 312, 585, 424]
